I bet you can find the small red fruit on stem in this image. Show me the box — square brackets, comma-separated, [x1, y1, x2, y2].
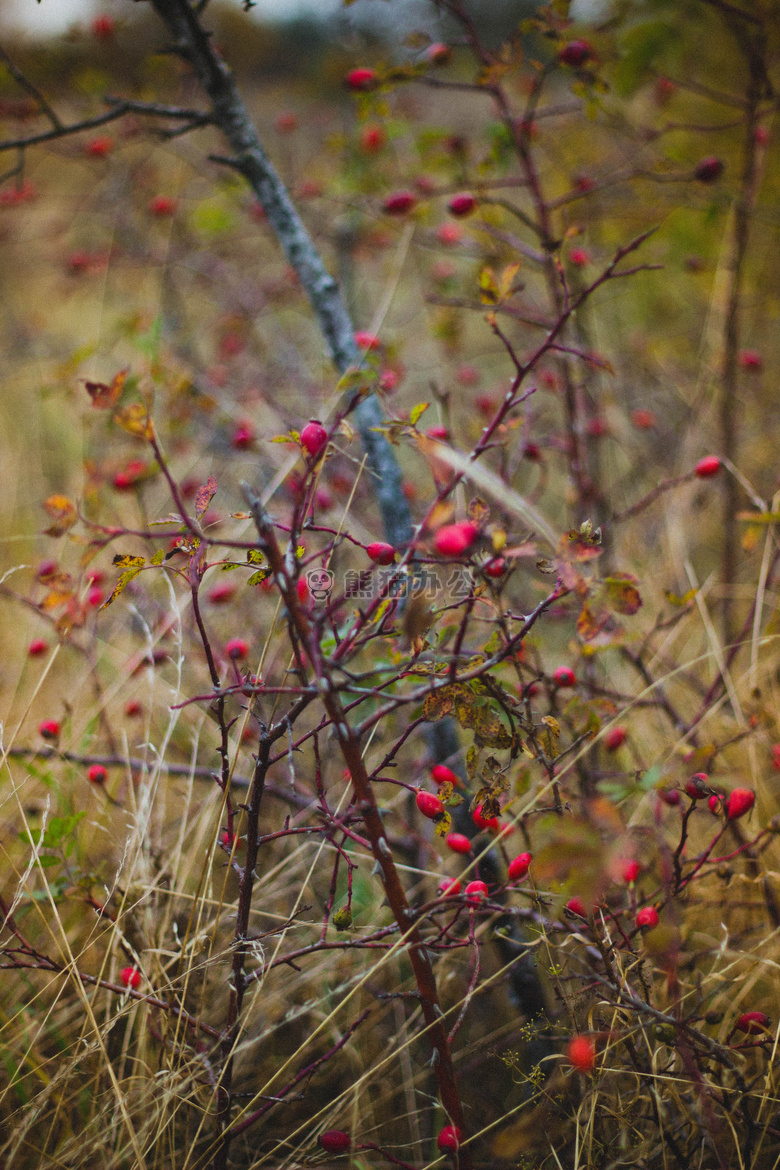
[345, 67, 377, 91]
[39, 720, 60, 740]
[566, 896, 587, 917]
[472, 804, 499, 831]
[88, 764, 108, 785]
[416, 790, 445, 819]
[464, 879, 488, 904]
[434, 522, 478, 557]
[148, 195, 177, 216]
[604, 725, 627, 751]
[553, 665, 576, 688]
[367, 541, 395, 566]
[636, 906, 660, 929]
[567, 1034, 596, 1071]
[436, 1125, 462, 1152]
[28, 638, 47, 656]
[735, 1011, 770, 1034]
[726, 788, 755, 820]
[620, 859, 641, 884]
[685, 772, 709, 800]
[300, 420, 328, 458]
[225, 638, 249, 661]
[483, 557, 506, 578]
[695, 455, 721, 478]
[382, 191, 416, 215]
[659, 787, 681, 806]
[120, 966, 141, 990]
[508, 852, 532, 881]
[559, 40, 594, 67]
[446, 832, 472, 855]
[426, 43, 452, 65]
[437, 877, 461, 897]
[694, 155, 724, 183]
[448, 192, 477, 217]
[318, 1130, 352, 1153]
[432, 764, 459, 787]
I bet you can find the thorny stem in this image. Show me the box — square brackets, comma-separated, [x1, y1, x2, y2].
[243, 485, 472, 1164]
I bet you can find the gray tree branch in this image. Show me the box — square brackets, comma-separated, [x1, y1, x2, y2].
[148, 0, 413, 548]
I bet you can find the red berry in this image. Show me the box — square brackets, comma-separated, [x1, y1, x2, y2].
[225, 638, 249, 661]
[483, 557, 506, 579]
[86, 569, 104, 585]
[437, 223, 463, 246]
[148, 195, 177, 216]
[87, 586, 104, 607]
[566, 896, 587, 917]
[659, 788, 681, 806]
[523, 442, 541, 461]
[345, 67, 377, 91]
[37, 560, 57, 579]
[566, 1035, 596, 1071]
[569, 248, 589, 267]
[694, 156, 724, 183]
[636, 906, 659, 929]
[296, 577, 311, 606]
[231, 421, 255, 449]
[695, 455, 721, 478]
[620, 859, 641, 884]
[416, 790, 445, 819]
[448, 192, 477, 217]
[426, 425, 449, 440]
[587, 417, 609, 437]
[553, 665, 576, 688]
[437, 877, 461, 897]
[275, 110, 298, 133]
[354, 330, 381, 351]
[39, 720, 60, 740]
[426, 42, 452, 65]
[735, 1011, 770, 1034]
[67, 250, 92, 275]
[85, 136, 114, 158]
[434, 522, 479, 557]
[446, 832, 472, 855]
[379, 368, 399, 391]
[436, 1125, 462, 1152]
[726, 788, 755, 820]
[685, 772, 709, 799]
[383, 191, 416, 216]
[456, 364, 479, 386]
[772, 744, 780, 771]
[508, 852, 532, 881]
[360, 125, 385, 153]
[124, 699, 143, 717]
[559, 40, 594, 67]
[708, 794, 722, 814]
[88, 764, 108, 785]
[631, 408, 656, 429]
[464, 879, 488, 904]
[739, 349, 763, 370]
[318, 1130, 351, 1153]
[300, 420, 328, 458]
[604, 725, 627, 751]
[208, 581, 235, 604]
[367, 542, 395, 566]
[475, 393, 496, 416]
[91, 15, 115, 39]
[120, 966, 141, 990]
[472, 804, 499, 832]
[28, 638, 47, 656]
[432, 764, 459, 787]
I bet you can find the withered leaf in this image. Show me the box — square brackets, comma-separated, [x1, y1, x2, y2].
[194, 475, 218, 520]
[114, 403, 155, 440]
[42, 495, 77, 536]
[84, 368, 128, 409]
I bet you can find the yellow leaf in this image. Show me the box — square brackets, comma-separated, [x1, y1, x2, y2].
[410, 402, 430, 427]
[114, 403, 155, 440]
[112, 554, 146, 569]
[42, 495, 78, 536]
